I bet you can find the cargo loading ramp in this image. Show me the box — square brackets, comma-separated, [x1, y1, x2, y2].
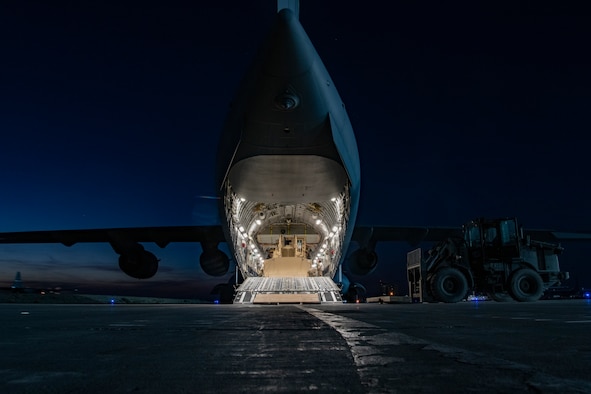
[234, 276, 343, 304]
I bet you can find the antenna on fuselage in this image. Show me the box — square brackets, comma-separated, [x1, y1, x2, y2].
[277, 0, 299, 19]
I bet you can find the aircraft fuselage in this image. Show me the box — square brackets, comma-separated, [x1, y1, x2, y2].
[217, 9, 360, 281]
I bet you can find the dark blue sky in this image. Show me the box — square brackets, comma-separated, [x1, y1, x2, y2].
[1, 1, 590, 299]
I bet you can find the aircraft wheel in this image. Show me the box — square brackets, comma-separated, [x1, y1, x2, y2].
[508, 268, 544, 302]
[430, 267, 468, 303]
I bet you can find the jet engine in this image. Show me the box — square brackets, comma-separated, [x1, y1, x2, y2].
[118, 250, 159, 279]
[339, 274, 367, 303]
[200, 243, 230, 276]
[348, 247, 378, 276]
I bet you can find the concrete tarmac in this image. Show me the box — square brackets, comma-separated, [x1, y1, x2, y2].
[1, 300, 591, 393]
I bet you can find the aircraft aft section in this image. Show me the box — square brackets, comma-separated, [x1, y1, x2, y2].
[233, 229, 343, 304]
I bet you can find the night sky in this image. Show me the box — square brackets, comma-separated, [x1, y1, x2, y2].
[1, 1, 590, 300]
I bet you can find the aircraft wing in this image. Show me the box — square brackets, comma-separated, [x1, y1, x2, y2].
[0, 225, 232, 278]
[0, 225, 226, 248]
[346, 224, 591, 276]
[2, 225, 589, 249]
[523, 230, 591, 243]
[351, 225, 462, 248]
[352, 225, 591, 248]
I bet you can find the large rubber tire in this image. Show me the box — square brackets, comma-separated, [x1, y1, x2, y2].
[487, 291, 514, 302]
[430, 267, 469, 303]
[508, 268, 544, 302]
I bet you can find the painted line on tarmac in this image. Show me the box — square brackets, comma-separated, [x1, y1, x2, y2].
[301, 307, 409, 392]
[108, 322, 146, 327]
[302, 307, 591, 394]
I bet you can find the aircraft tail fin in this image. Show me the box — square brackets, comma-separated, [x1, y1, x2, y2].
[277, 0, 299, 19]
[12, 271, 23, 289]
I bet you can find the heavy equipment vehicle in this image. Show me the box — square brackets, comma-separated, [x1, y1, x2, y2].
[407, 217, 569, 302]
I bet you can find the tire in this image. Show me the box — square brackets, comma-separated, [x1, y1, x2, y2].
[487, 291, 513, 302]
[430, 267, 469, 303]
[508, 268, 544, 302]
